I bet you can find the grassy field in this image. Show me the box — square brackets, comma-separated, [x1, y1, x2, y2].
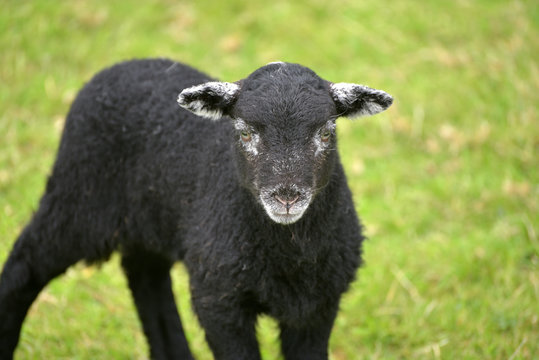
[0, 0, 537, 359]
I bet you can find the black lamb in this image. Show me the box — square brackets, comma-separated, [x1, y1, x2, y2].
[0, 59, 393, 360]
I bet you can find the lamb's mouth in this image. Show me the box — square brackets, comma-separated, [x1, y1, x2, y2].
[259, 187, 312, 225]
[266, 212, 305, 225]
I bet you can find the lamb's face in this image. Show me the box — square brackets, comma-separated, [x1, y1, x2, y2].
[231, 113, 338, 224]
[178, 62, 393, 225]
[228, 67, 338, 224]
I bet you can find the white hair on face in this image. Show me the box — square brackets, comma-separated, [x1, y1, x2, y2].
[314, 120, 336, 157]
[258, 184, 313, 225]
[330, 83, 391, 118]
[233, 118, 260, 156]
[177, 82, 240, 121]
[271, 151, 303, 175]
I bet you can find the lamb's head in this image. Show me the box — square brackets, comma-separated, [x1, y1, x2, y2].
[178, 62, 393, 224]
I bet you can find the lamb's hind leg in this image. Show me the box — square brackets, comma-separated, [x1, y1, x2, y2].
[0, 194, 111, 359]
[121, 248, 193, 360]
[0, 226, 46, 359]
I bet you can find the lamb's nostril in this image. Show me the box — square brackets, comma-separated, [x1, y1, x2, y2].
[273, 191, 301, 211]
[275, 194, 299, 206]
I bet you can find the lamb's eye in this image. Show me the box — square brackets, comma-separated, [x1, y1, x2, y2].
[240, 130, 252, 142]
[320, 129, 331, 142]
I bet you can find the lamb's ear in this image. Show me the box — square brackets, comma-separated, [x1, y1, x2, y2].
[177, 82, 240, 120]
[330, 83, 393, 119]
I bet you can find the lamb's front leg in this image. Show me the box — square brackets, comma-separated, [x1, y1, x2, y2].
[279, 307, 338, 360]
[191, 288, 261, 360]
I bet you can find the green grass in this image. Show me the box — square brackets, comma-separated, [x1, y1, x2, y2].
[1, 0, 537, 358]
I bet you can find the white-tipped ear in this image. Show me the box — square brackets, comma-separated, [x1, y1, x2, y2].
[330, 83, 393, 119]
[177, 82, 240, 120]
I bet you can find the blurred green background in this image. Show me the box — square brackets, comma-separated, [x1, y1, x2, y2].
[0, 0, 537, 359]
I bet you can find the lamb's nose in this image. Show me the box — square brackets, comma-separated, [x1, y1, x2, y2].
[274, 190, 301, 211]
